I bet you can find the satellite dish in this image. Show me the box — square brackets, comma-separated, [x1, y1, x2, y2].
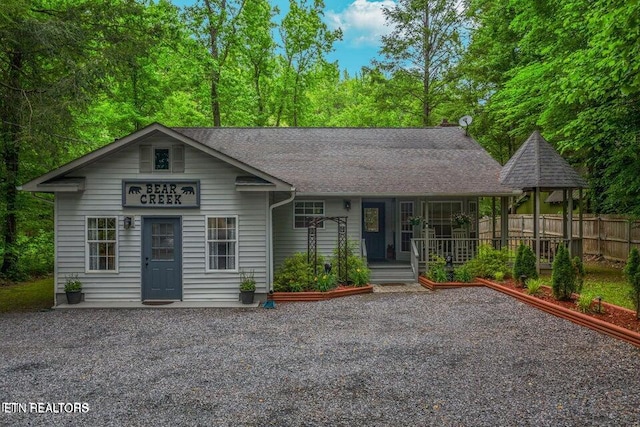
[459, 115, 473, 127]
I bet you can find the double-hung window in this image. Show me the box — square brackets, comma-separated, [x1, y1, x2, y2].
[293, 201, 325, 229]
[86, 217, 117, 271]
[207, 216, 238, 271]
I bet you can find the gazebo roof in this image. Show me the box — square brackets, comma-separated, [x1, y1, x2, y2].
[499, 130, 588, 190]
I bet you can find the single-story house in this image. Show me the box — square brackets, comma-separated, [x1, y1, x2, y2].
[20, 123, 522, 304]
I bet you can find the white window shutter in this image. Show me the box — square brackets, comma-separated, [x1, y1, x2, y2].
[172, 145, 185, 173]
[139, 145, 152, 173]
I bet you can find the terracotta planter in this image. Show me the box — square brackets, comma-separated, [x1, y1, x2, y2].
[418, 276, 484, 291]
[269, 285, 374, 302]
[477, 278, 640, 348]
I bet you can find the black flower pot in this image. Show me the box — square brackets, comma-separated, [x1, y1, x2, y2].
[240, 290, 255, 304]
[66, 291, 82, 305]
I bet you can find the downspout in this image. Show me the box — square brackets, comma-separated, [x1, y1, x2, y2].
[267, 188, 296, 292]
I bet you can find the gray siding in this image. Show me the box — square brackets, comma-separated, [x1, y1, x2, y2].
[56, 136, 268, 302]
[272, 197, 362, 268]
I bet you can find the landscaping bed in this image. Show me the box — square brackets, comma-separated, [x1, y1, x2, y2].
[477, 278, 640, 347]
[268, 284, 374, 302]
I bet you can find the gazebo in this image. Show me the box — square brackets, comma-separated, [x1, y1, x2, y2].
[499, 130, 589, 272]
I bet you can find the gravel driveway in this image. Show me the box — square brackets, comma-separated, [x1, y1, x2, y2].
[1, 288, 640, 426]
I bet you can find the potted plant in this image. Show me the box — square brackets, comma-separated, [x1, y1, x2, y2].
[239, 270, 256, 304]
[64, 274, 83, 304]
[451, 212, 472, 229]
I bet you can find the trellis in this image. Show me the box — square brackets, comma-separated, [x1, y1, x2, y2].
[307, 216, 349, 285]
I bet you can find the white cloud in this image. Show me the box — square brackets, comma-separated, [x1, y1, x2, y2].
[327, 0, 395, 47]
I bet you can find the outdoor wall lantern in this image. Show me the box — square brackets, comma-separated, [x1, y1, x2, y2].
[343, 200, 351, 211]
[124, 216, 134, 230]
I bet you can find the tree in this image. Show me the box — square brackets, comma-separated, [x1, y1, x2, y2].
[551, 244, 575, 301]
[275, 0, 341, 126]
[378, 0, 464, 126]
[624, 247, 640, 319]
[185, 0, 247, 127]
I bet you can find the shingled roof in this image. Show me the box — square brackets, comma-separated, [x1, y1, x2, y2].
[499, 130, 588, 190]
[173, 127, 519, 196]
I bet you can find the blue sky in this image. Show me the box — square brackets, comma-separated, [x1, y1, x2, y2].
[171, 0, 394, 76]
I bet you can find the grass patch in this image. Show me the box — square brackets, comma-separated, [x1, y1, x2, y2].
[0, 277, 54, 313]
[542, 261, 634, 310]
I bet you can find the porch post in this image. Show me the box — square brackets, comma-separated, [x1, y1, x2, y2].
[492, 197, 497, 242]
[579, 188, 584, 259]
[500, 196, 509, 249]
[568, 189, 574, 257]
[534, 188, 541, 274]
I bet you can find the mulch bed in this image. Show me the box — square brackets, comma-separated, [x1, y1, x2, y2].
[497, 279, 640, 334]
[269, 285, 374, 302]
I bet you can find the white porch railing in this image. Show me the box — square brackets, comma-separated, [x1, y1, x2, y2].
[361, 239, 368, 267]
[412, 236, 577, 268]
[410, 239, 420, 281]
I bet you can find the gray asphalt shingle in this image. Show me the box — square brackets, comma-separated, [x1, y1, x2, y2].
[173, 127, 518, 195]
[500, 130, 588, 190]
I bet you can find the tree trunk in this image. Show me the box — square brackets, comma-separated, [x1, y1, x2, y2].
[421, 5, 431, 127]
[1, 50, 23, 278]
[211, 70, 222, 127]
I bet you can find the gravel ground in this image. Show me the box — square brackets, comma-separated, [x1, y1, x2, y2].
[1, 288, 640, 427]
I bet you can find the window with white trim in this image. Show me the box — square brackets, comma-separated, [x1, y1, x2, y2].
[207, 216, 237, 271]
[86, 217, 117, 271]
[293, 201, 325, 229]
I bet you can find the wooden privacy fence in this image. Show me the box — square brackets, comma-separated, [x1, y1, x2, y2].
[479, 215, 640, 262]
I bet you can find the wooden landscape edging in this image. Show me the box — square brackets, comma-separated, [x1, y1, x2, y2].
[476, 278, 640, 348]
[418, 276, 484, 291]
[268, 285, 374, 302]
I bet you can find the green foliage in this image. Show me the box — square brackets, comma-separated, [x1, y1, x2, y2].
[315, 272, 337, 292]
[624, 248, 640, 317]
[576, 292, 594, 313]
[426, 256, 448, 283]
[64, 274, 82, 293]
[465, 245, 510, 279]
[572, 256, 586, 293]
[525, 278, 544, 296]
[273, 252, 325, 292]
[454, 264, 473, 283]
[14, 230, 54, 278]
[513, 243, 538, 283]
[330, 239, 370, 286]
[239, 270, 256, 291]
[493, 271, 505, 282]
[552, 245, 576, 301]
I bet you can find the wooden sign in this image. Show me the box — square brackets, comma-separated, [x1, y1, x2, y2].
[122, 180, 200, 208]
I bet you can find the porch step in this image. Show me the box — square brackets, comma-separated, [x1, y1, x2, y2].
[368, 264, 416, 284]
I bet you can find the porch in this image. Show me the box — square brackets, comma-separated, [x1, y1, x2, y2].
[409, 236, 584, 281]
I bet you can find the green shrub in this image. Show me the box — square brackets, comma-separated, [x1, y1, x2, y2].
[512, 244, 524, 280]
[513, 243, 538, 284]
[13, 230, 55, 279]
[315, 273, 337, 292]
[426, 256, 448, 282]
[525, 278, 544, 296]
[624, 248, 640, 318]
[572, 256, 586, 293]
[493, 271, 505, 282]
[465, 245, 510, 279]
[454, 264, 473, 283]
[330, 239, 371, 286]
[576, 292, 594, 313]
[273, 252, 325, 292]
[551, 244, 575, 300]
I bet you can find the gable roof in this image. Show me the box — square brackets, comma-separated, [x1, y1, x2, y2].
[19, 123, 293, 192]
[499, 130, 588, 190]
[172, 127, 519, 196]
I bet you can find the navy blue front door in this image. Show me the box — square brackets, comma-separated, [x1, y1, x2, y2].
[363, 202, 386, 260]
[142, 217, 182, 300]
